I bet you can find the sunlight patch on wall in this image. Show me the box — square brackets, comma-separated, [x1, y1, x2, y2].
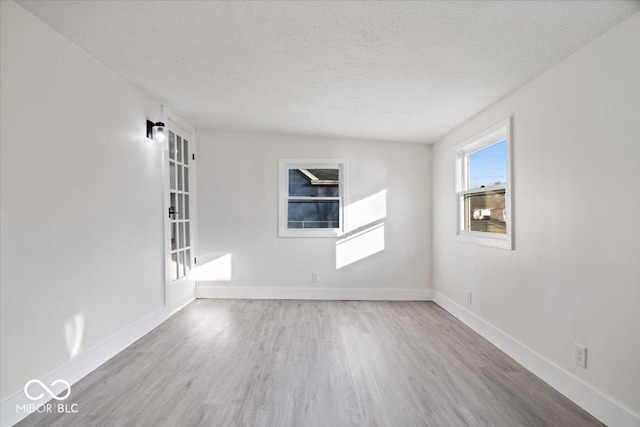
[344, 190, 386, 233]
[64, 313, 85, 358]
[336, 223, 385, 269]
[189, 253, 232, 281]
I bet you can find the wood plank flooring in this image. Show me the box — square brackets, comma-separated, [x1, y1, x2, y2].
[17, 300, 602, 427]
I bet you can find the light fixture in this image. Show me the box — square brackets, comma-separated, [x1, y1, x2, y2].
[146, 120, 167, 149]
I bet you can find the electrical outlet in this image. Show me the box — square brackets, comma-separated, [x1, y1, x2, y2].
[466, 291, 472, 304]
[311, 272, 319, 283]
[574, 344, 587, 368]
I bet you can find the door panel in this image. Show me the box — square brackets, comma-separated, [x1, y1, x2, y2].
[165, 120, 196, 314]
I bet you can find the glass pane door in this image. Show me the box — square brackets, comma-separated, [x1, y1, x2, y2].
[168, 131, 192, 280]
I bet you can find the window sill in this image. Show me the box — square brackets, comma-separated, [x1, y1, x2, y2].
[279, 229, 343, 238]
[455, 232, 513, 250]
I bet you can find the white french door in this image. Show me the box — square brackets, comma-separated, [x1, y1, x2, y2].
[164, 118, 196, 314]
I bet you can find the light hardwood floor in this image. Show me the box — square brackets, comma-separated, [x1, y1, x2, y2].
[17, 300, 602, 427]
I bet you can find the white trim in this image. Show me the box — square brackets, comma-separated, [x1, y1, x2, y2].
[161, 107, 171, 310]
[432, 290, 640, 427]
[165, 108, 196, 135]
[455, 233, 512, 250]
[278, 159, 348, 238]
[196, 286, 431, 301]
[454, 118, 508, 153]
[0, 307, 168, 427]
[170, 296, 196, 316]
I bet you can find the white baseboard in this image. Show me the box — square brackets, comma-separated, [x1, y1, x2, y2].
[432, 290, 640, 427]
[196, 285, 432, 301]
[0, 307, 168, 427]
[170, 295, 195, 316]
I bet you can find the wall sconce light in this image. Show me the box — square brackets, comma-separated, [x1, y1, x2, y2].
[146, 120, 167, 149]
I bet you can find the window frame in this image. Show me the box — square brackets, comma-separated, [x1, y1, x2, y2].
[278, 159, 347, 238]
[455, 118, 513, 250]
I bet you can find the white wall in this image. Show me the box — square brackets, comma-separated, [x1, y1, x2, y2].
[1, 1, 166, 402]
[196, 130, 431, 299]
[432, 12, 640, 420]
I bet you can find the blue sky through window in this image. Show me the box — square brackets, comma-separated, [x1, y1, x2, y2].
[469, 140, 507, 189]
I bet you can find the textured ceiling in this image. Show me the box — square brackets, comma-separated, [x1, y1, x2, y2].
[17, 1, 640, 143]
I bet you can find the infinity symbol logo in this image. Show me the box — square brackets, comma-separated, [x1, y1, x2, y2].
[24, 379, 71, 401]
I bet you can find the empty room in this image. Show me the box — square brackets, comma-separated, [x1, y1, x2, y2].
[1, 1, 639, 426]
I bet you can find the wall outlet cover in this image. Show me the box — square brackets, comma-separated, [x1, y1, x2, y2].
[574, 344, 587, 368]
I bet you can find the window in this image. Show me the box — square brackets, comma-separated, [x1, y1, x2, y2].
[279, 159, 347, 237]
[455, 118, 513, 249]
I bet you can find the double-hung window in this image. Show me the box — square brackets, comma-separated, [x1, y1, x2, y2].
[455, 118, 513, 249]
[279, 159, 346, 237]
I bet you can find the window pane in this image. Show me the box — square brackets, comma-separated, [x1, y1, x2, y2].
[169, 132, 175, 160]
[177, 251, 184, 279]
[170, 192, 176, 219]
[185, 249, 191, 275]
[469, 140, 507, 189]
[184, 140, 189, 165]
[177, 165, 183, 191]
[171, 222, 177, 250]
[178, 222, 184, 248]
[169, 162, 176, 190]
[288, 169, 339, 197]
[288, 200, 339, 229]
[177, 135, 183, 163]
[463, 189, 506, 234]
[171, 253, 178, 280]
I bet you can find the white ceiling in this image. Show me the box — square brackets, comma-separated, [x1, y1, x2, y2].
[17, 1, 639, 143]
